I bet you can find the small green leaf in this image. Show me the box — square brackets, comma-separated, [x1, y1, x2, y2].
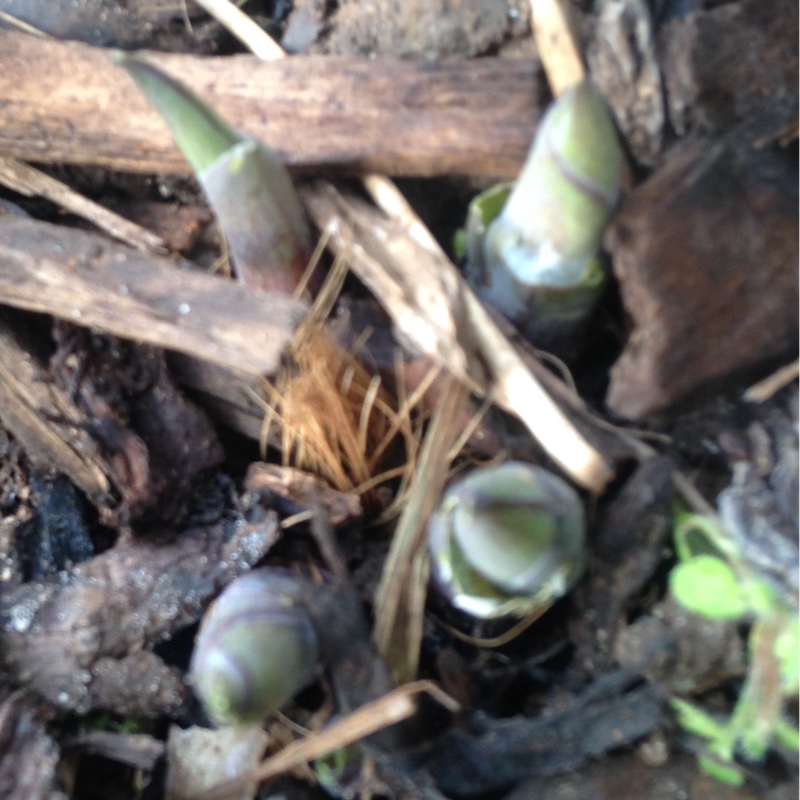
[673, 511, 736, 563]
[774, 719, 800, 751]
[670, 698, 730, 743]
[470, 183, 514, 229]
[740, 579, 779, 618]
[459, 183, 512, 266]
[670, 556, 748, 619]
[774, 615, 799, 693]
[696, 754, 745, 787]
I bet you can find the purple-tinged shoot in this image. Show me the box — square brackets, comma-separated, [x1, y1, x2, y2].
[115, 53, 313, 295]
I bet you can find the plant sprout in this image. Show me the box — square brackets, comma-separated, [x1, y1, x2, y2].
[462, 80, 623, 355]
[428, 461, 586, 621]
[189, 570, 319, 727]
[669, 510, 799, 785]
[115, 53, 313, 295]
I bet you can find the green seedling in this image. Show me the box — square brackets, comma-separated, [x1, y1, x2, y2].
[462, 80, 623, 356]
[669, 511, 799, 785]
[189, 570, 319, 727]
[428, 461, 586, 621]
[115, 53, 313, 295]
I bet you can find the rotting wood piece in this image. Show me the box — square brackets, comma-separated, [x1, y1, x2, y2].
[659, 0, 798, 144]
[605, 136, 799, 419]
[0, 314, 115, 513]
[0, 511, 281, 717]
[0, 29, 542, 179]
[48, 326, 224, 526]
[0, 216, 306, 377]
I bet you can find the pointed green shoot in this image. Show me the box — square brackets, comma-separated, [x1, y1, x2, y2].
[115, 54, 313, 295]
[114, 52, 240, 174]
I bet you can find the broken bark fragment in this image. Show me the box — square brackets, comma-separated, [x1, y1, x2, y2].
[605, 137, 798, 419]
[587, 0, 665, 168]
[659, 0, 798, 143]
[0, 216, 306, 377]
[0, 512, 280, 717]
[244, 463, 363, 528]
[111, 200, 213, 254]
[167, 355, 268, 442]
[49, 327, 224, 525]
[166, 725, 269, 800]
[0, 691, 59, 800]
[0, 0, 206, 49]
[574, 456, 674, 672]
[717, 386, 799, 602]
[0, 313, 115, 512]
[412, 675, 663, 796]
[0, 306, 224, 527]
[64, 729, 166, 772]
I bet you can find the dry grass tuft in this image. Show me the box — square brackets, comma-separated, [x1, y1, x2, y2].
[257, 254, 424, 511]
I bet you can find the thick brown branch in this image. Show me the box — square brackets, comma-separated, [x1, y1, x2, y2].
[0, 216, 305, 377]
[0, 30, 541, 178]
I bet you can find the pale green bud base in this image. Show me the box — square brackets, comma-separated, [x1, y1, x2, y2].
[460, 80, 622, 358]
[462, 182, 608, 357]
[428, 462, 586, 622]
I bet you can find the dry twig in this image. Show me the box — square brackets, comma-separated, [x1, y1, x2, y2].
[0, 155, 167, 254]
[195, 681, 458, 800]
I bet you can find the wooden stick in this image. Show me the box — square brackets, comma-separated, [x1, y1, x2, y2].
[0, 30, 540, 179]
[0, 216, 305, 377]
[0, 156, 167, 254]
[529, 0, 585, 96]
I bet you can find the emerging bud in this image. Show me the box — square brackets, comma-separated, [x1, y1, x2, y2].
[465, 80, 623, 355]
[189, 570, 318, 727]
[428, 462, 586, 620]
[115, 54, 313, 294]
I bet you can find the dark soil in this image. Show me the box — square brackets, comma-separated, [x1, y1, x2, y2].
[0, 1, 797, 800]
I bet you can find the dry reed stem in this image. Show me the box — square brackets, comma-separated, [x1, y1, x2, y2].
[743, 360, 800, 403]
[256, 250, 421, 507]
[195, 681, 458, 800]
[373, 375, 470, 682]
[529, 0, 586, 96]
